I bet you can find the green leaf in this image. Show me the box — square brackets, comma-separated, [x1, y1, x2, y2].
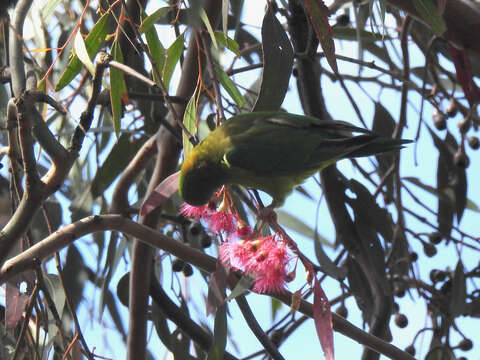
[56, 11, 110, 91]
[44, 274, 66, 338]
[139, 7, 171, 33]
[372, 102, 396, 201]
[304, 0, 337, 72]
[163, 32, 185, 91]
[152, 302, 173, 350]
[276, 210, 333, 247]
[403, 176, 453, 203]
[100, 235, 127, 318]
[207, 305, 227, 360]
[143, 16, 166, 84]
[253, 6, 293, 112]
[215, 66, 245, 107]
[450, 261, 466, 317]
[413, 0, 447, 36]
[225, 275, 254, 301]
[91, 134, 148, 198]
[110, 39, 127, 136]
[271, 298, 283, 321]
[332, 27, 391, 42]
[314, 233, 347, 280]
[426, 127, 455, 237]
[73, 30, 95, 75]
[41, 0, 62, 21]
[214, 31, 240, 56]
[200, 8, 218, 50]
[183, 93, 198, 160]
[466, 198, 480, 213]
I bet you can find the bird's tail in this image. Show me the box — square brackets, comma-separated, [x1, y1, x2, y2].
[347, 137, 413, 158]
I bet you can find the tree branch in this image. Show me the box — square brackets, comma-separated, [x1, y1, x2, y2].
[0, 214, 414, 360]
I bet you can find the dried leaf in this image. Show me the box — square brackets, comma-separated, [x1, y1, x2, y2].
[207, 261, 228, 316]
[447, 43, 480, 106]
[313, 278, 334, 360]
[5, 281, 28, 329]
[304, 0, 337, 73]
[140, 171, 180, 216]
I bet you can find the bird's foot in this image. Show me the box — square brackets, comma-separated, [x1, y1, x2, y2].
[257, 204, 277, 224]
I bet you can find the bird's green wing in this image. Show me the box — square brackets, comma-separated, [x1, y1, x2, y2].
[223, 112, 378, 176]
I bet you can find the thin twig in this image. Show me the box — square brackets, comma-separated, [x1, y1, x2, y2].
[235, 295, 286, 360]
[200, 31, 225, 121]
[12, 281, 39, 360]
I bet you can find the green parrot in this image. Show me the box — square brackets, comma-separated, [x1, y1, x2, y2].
[179, 111, 411, 207]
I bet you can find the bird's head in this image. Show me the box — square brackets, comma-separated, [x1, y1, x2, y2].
[179, 150, 225, 206]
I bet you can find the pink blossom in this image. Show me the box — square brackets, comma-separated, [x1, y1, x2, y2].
[219, 235, 293, 293]
[252, 266, 289, 293]
[219, 240, 256, 269]
[179, 203, 210, 219]
[235, 223, 253, 238]
[208, 211, 237, 234]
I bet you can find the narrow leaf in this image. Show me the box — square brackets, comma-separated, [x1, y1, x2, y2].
[372, 102, 396, 201]
[225, 275, 254, 301]
[163, 33, 185, 90]
[314, 233, 347, 280]
[215, 66, 245, 107]
[44, 274, 66, 338]
[144, 17, 166, 83]
[207, 261, 228, 316]
[276, 210, 333, 247]
[447, 43, 480, 106]
[304, 0, 338, 73]
[214, 32, 240, 56]
[5, 282, 28, 329]
[313, 278, 334, 360]
[91, 134, 147, 198]
[140, 171, 180, 216]
[413, 0, 447, 36]
[73, 30, 95, 75]
[222, 0, 229, 36]
[110, 39, 128, 135]
[253, 6, 293, 112]
[41, 0, 62, 21]
[207, 305, 227, 360]
[56, 11, 110, 90]
[139, 7, 171, 33]
[332, 27, 392, 42]
[200, 8, 218, 49]
[450, 261, 466, 317]
[183, 93, 198, 160]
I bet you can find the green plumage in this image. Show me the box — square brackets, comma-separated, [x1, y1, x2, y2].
[179, 111, 411, 207]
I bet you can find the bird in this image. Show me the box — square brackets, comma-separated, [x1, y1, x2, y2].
[179, 111, 411, 207]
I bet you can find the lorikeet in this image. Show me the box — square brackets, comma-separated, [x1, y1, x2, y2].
[179, 111, 411, 207]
